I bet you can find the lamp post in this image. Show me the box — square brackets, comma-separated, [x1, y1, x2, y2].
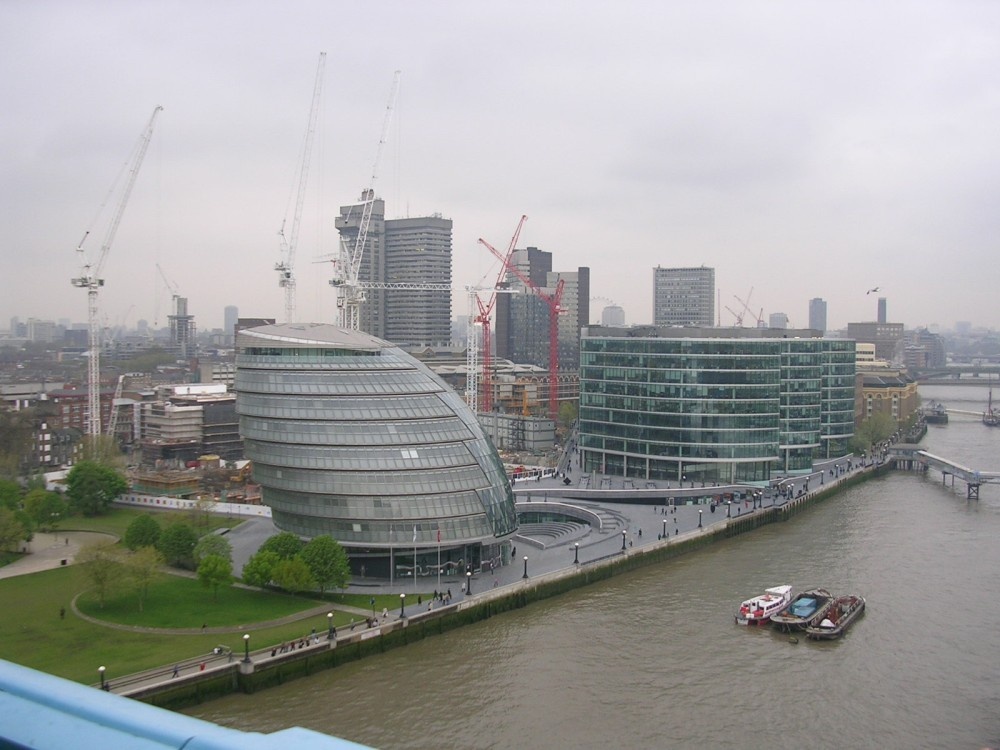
[574, 542, 579, 564]
[698, 509, 703, 528]
[400, 593, 406, 618]
[242, 633, 250, 663]
[726, 500, 731, 518]
[466, 570, 472, 595]
[370, 596, 376, 620]
[98, 665, 106, 691]
[327, 612, 335, 640]
[522, 555, 529, 579]
[662, 518, 667, 539]
[621, 529, 627, 551]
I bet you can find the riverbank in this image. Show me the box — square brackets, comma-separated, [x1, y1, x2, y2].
[127, 461, 884, 710]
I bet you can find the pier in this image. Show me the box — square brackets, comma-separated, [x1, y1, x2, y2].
[889, 445, 1000, 499]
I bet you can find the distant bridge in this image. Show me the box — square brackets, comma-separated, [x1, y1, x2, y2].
[889, 445, 1000, 499]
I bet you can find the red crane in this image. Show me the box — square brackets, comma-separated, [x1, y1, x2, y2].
[478, 235, 565, 419]
[473, 216, 527, 412]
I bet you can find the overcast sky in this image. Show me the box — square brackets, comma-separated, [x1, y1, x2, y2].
[3, 1, 999, 335]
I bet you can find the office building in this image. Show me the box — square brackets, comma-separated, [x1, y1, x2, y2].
[877, 297, 887, 325]
[579, 326, 855, 482]
[600, 304, 625, 327]
[235, 323, 518, 577]
[224, 306, 239, 345]
[808, 298, 827, 333]
[653, 266, 715, 327]
[769, 312, 789, 329]
[847, 321, 905, 363]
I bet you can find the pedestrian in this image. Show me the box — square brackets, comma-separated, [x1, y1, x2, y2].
[199, 662, 205, 672]
[638, 528, 642, 538]
[172, 665, 179, 678]
[382, 607, 388, 619]
[59, 607, 65, 620]
[418, 595, 422, 605]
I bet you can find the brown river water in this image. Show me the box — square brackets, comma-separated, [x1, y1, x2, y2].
[186, 384, 1000, 749]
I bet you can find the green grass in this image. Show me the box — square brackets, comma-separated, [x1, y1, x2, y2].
[76, 574, 323, 628]
[61, 506, 239, 539]
[0, 567, 373, 684]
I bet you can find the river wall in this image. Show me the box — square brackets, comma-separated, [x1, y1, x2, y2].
[130, 464, 887, 711]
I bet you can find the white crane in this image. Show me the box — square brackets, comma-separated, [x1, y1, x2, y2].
[330, 70, 401, 330]
[72, 106, 162, 437]
[275, 52, 326, 323]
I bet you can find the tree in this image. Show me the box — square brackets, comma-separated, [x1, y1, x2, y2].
[157, 522, 198, 568]
[300, 535, 350, 594]
[850, 412, 898, 455]
[241, 549, 281, 588]
[65, 461, 127, 516]
[259, 531, 304, 560]
[271, 557, 315, 595]
[123, 514, 162, 551]
[193, 534, 232, 566]
[0, 479, 22, 511]
[77, 541, 127, 608]
[197, 553, 233, 601]
[187, 496, 215, 531]
[123, 545, 164, 612]
[557, 401, 578, 433]
[22, 489, 67, 533]
[0, 507, 27, 553]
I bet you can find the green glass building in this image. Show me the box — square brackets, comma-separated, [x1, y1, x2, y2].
[579, 326, 855, 484]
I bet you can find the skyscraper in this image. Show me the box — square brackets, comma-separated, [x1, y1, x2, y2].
[335, 192, 453, 345]
[808, 298, 827, 333]
[653, 266, 715, 327]
[877, 297, 887, 325]
[224, 306, 238, 344]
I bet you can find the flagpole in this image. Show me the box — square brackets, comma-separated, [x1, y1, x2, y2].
[390, 523, 394, 588]
[437, 526, 441, 591]
[413, 525, 418, 591]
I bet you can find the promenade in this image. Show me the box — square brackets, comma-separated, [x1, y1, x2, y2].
[82, 454, 867, 696]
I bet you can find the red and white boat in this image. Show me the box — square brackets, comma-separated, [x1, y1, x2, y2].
[735, 585, 793, 626]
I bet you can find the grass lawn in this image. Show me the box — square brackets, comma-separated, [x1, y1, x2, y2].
[0, 567, 368, 685]
[61, 505, 240, 539]
[76, 574, 323, 628]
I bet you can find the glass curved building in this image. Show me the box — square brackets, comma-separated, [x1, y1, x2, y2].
[579, 326, 855, 484]
[235, 323, 517, 577]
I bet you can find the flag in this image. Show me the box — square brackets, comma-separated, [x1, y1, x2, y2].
[413, 525, 417, 543]
[437, 528, 441, 544]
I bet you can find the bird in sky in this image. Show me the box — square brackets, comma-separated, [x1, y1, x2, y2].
[866, 286, 881, 295]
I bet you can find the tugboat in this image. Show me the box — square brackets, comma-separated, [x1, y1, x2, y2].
[770, 587, 834, 632]
[735, 585, 793, 626]
[923, 402, 948, 425]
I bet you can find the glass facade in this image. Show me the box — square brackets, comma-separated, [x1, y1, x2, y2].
[578, 328, 855, 483]
[236, 323, 517, 573]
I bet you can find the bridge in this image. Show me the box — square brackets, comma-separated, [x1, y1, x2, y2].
[889, 445, 1000, 499]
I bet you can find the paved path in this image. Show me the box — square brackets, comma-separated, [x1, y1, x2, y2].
[0, 530, 114, 580]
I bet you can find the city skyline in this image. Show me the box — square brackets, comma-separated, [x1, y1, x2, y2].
[3, 3, 999, 333]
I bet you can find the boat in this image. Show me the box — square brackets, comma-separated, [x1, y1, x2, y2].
[735, 584, 793, 626]
[805, 594, 866, 640]
[923, 402, 948, 425]
[769, 587, 834, 632]
[984, 380, 1000, 427]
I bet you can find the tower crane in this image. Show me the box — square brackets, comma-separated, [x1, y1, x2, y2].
[470, 215, 527, 413]
[275, 52, 326, 323]
[479, 234, 565, 419]
[72, 105, 162, 437]
[330, 70, 401, 330]
[156, 263, 181, 316]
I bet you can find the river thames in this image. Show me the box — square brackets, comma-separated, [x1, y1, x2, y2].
[187, 384, 1000, 749]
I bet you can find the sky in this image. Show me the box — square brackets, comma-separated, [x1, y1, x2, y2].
[3, 1, 999, 335]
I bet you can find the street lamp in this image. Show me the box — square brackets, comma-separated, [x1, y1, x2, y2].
[466, 570, 472, 595]
[327, 612, 335, 640]
[662, 518, 667, 539]
[522, 555, 529, 579]
[574, 542, 579, 564]
[370, 596, 376, 620]
[400, 593, 406, 618]
[698, 509, 703, 528]
[727, 500, 731, 518]
[242, 633, 250, 663]
[621, 529, 627, 551]
[98, 665, 106, 691]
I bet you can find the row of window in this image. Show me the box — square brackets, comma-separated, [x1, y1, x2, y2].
[240, 416, 473, 446]
[237, 394, 457, 422]
[235, 369, 439, 396]
[271, 509, 500, 546]
[254, 462, 491, 496]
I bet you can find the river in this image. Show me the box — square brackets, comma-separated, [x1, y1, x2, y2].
[186, 383, 1000, 749]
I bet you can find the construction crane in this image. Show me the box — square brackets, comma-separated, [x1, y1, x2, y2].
[72, 105, 162, 437]
[330, 70, 401, 330]
[106, 374, 126, 439]
[156, 263, 180, 315]
[275, 52, 326, 323]
[470, 216, 527, 413]
[479, 235, 565, 419]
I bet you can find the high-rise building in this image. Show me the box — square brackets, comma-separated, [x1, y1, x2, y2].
[224, 306, 239, 344]
[808, 298, 827, 333]
[335, 193, 453, 346]
[383, 214, 453, 346]
[600, 304, 625, 327]
[877, 297, 887, 325]
[168, 298, 195, 357]
[653, 266, 715, 327]
[768, 312, 789, 329]
[495, 247, 589, 372]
